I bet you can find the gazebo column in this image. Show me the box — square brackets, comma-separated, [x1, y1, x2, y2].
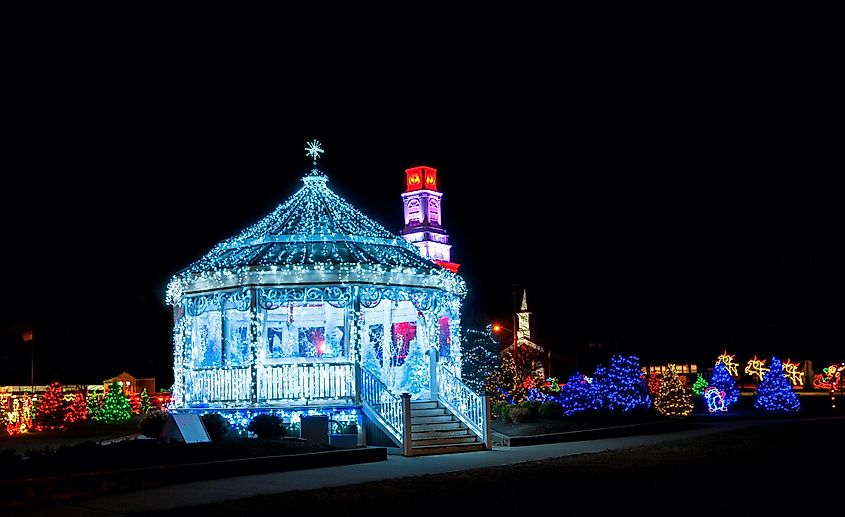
[350, 286, 362, 404]
[429, 348, 439, 400]
[249, 287, 259, 406]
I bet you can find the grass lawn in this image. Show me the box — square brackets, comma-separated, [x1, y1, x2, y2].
[0, 418, 141, 455]
[133, 417, 845, 516]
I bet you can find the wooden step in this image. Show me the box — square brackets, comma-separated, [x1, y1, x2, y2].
[412, 428, 472, 440]
[410, 401, 439, 410]
[411, 415, 456, 425]
[410, 408, 449, 417]
[411, 421, 463, 432]
[412, 435, 479, 447]
[410, 442, 487, 456]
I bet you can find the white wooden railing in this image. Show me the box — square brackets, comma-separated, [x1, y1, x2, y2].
[437, 364, 490, 446]
[360, 367, 406, 445]
[186, 367, 251, 404]
[258, 362, 354, 403]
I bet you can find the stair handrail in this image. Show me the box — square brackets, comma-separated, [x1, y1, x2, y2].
[360, 366, 406, 445]
[436, 364, 491, 448]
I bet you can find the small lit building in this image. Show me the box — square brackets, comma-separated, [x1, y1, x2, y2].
[102, 372, 155, 395]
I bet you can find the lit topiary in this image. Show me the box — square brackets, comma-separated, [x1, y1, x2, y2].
[101, 381, 132, 424]
[603, 355, 651, 412]
[653, 365, 693, 416]
[692, 373, 708, 396]
[754, 357, 800, 413]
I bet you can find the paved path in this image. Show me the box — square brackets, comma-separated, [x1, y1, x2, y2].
[10, 419, 768, 516]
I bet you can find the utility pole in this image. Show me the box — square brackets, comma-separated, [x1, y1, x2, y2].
[512, 284, 518, 357]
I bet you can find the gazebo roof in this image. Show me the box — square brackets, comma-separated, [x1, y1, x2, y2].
[181, 172, 440, 275]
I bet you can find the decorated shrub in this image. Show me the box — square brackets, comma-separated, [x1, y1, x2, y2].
[492, 402, 510, 420]
[200, 413, 231, 441]
[538, 400, 563, 419]
[248, 413, 286, 439]
[138, 410, 168, 438]
[508, 406, 532, 424]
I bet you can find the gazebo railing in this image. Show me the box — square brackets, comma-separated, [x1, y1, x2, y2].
[258, 362, 355, 403]
[360, 367, 406, 446]
[437, 364, 491, 448]
[185, 367, 252, 404]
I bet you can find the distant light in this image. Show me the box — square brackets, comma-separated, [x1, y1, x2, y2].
[492, 325, 501, 332]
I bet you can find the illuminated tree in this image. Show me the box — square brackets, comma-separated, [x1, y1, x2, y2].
[36, 381, 66, 430]
[588, 365, 609, 410]
[710, 362, 739, 408]
[754, 357, 800, 412]
[489, 352, 521, 404]
[692, 373, 708, 396]
[128, 392, 141, 414]
[654, 365, 693, 416]
[402, 336, 430, 397]
[603, 355, 651, 412]
[461, 325, 500, 393]
[86, 391, 103, 422]
[557, 373, 591, 416]
[101, 381, 132, 424]
[140, 388, 153, 414]
[647, 372, 661, 395]
[63, 392, 88, 423]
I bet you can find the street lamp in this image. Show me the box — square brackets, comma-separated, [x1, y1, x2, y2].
[492, 324, 516, 356]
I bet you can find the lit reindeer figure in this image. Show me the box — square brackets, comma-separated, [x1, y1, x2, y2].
[745, 356, 770, 382]
[781, 359, 804, 386]
[716, 350, 739, 377]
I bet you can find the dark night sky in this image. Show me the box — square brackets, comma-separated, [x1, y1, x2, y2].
[1, 35, 842, 386]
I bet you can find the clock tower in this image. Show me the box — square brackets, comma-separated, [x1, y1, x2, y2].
[400, 165, 460, 273]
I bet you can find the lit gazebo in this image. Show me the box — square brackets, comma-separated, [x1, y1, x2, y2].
[166, 142, 488, 454]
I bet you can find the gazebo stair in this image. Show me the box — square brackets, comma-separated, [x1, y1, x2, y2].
[408, 400, 483, 456]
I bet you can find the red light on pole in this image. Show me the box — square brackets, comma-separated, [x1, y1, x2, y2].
[492, 325, 502, 332]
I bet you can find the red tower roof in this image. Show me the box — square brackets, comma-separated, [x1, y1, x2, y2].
[405, 166, 437, 192]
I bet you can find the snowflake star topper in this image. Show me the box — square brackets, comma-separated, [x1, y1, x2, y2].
[305, 139, 324, 166]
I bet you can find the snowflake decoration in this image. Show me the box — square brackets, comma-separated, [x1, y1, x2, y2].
[305, 139, 324, 164]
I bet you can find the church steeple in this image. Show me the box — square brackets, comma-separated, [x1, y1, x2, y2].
[516, 289, 531, 341]
[400, 165, 459, 273]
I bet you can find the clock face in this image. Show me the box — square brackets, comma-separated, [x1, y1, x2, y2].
[409, 174, 421, 186]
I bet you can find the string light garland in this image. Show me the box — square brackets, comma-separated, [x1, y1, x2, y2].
[63, 392, 88, 423]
